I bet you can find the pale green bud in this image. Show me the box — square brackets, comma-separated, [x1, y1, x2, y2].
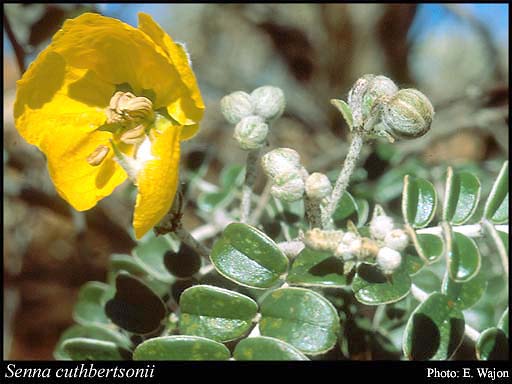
[261, 148, 301, 179]
[220, 91, 254, 124]
[233, 115, 269, 150]
[348, 74, 398, 129]
[381, 88, 434, 140]
[270, 170, 305, 202]
[251, 86, 285, 121]
[305, 172, 332, 201]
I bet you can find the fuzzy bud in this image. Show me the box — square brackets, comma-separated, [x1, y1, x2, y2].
[270, 170, 305, 202]
[384, 229, 409, 252]
[220, 91, 254, 124]
[251, 86, 286, 121]
[342, 231, 359, 245]
[261, 148, 302, 179]
[305, 172, 332, 201]
[376, 247, 402, 274]
[348, 74, 398, 129]
[370, 215, 394, 241]
[381, 88, 434, 140]
[233, 115, 269, 150]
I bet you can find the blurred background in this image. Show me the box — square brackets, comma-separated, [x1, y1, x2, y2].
[3, 3, 509, 360]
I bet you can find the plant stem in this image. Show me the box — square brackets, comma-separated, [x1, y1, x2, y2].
[249, 179, 272, 225]
[416, 223, 508, 238]
[247, 317, 261, 338]
[304, 196, 323, 228]
[323, 133, 364, 228]
[174, 226, 211, 261]
[410, 284, 481, 343]
[240, 148, 261, 223]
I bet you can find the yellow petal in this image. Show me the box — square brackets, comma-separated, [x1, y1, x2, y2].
[180, 123, 200, 141]
[137, 13, 205, 139]
[50, 13, 192, 111]
[133, 121, 182, 239]
[14, 48, 127, 211]
[41, 126, 129, 211]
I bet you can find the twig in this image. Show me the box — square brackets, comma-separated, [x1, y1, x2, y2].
[240, 149, 261, 223]
[3, 12, 26, 74]
[323, 133, 364, 227]
[174, 226, 211, 261]
[372, 305, 386, 331]
[155, 184, 212, 260]
[304, 196, 323, 228]
[249, 179, 272, 225]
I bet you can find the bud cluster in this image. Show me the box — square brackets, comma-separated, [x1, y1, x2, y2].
[369, 205, 409, 274]
[261, 148, 306, 202]
[333, 74, 434, 142]
[220, 86, 286, 150]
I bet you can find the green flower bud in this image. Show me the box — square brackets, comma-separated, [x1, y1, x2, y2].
[305, 172, 332, 201]
[270, 170, 305, 202]
[381, 88, 434, 140]
[233, 115, 269, 150]
[348, 74, 398, 129]
[261, 148, 301, 179]
[220, 91, 254, 124]
[251, 86, 285, 121]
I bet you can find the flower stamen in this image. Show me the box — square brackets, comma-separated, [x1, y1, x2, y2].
[120, 124, 146, 145]
[86, 145, 110, 166]
[106, 91, 154, 124]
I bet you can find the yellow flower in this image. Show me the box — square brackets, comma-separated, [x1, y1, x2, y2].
[14, 12, 204, 239]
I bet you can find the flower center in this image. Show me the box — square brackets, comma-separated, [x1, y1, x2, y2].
[87, 91, 155, 167]
[106, 91, 154, 125]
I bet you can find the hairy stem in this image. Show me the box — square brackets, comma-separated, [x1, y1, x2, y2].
[240, 148, 261, 223]
[323, 133, 364, 227]
[410, 284, 481, 342]
[174, 226, 211, 261]
[304, 196, 323, 228]
[249, 179, 272, 225]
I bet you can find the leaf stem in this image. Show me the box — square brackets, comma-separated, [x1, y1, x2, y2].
[481, 219, 509, 277]
[416, 223, 508, 238]
[323, 133, 364, 228]
[240, 148, 261, 223]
